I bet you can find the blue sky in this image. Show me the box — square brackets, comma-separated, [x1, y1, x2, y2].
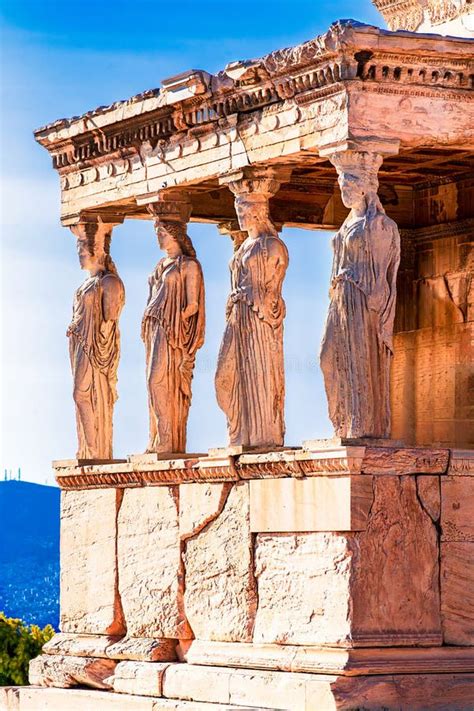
[0, 0, 384, 484]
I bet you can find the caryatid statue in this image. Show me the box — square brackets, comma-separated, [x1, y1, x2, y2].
[216, 169, 290, 448]
[142, 194, 205, 454]
[320, 151, 401, 439]
[67, 218, 125, 460]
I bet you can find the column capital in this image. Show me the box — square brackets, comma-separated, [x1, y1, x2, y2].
[137, 189, 192, 223]
[319, 138, 399, 160]
[328, 150, 384, 192]
[62, 212, 125, 228]
[219, 166, 292, 200]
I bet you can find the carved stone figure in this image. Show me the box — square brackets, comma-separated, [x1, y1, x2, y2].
[218, 220, 248, 253]
[67, 220, 125, 459]
[215, 173, 289, 447]
[142, 202, 205, 454]
[320, 151, 400, 439]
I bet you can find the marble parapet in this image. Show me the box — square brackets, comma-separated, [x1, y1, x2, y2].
[52, 444, 454, 489]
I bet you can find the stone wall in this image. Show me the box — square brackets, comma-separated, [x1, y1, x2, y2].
[56, 448, 473, 650]
[392, 221, 474, 448]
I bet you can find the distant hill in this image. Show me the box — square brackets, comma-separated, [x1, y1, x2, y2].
[0, 481, 60, 629]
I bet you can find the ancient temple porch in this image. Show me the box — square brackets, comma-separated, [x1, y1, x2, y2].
[6, 14, 473, 711]
[34, 20, 474, 450]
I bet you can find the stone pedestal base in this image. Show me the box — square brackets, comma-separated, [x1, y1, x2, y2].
[21, 445, 474, 710]
[4, 662, 474, 711]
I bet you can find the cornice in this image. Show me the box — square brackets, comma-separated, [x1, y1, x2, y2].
[372, 0, 473, 32]
[33, 19, 474, 176]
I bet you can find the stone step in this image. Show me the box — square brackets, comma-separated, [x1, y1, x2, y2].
[0, 687, 274, 711]
[184, 640, 474, 675]
[161, 663, 474, 711]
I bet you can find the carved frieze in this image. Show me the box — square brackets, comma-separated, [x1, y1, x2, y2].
[372, 0, 473, 31]
[35, 19, 474, 186]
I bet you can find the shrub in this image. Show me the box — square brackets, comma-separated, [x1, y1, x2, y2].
[0, 612, 54, 685]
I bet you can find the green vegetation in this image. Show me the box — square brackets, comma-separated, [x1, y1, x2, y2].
[0, 613, 54, 685]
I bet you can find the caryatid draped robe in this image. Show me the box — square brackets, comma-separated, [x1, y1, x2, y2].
[320, 210, 400, 439]
[142, 255, 205, 453]
[67, 271, 125, 459]
[215, 233, 288, 447]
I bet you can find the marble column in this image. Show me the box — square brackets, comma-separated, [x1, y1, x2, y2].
[319, 150, 401, 439]
[216, 168, 290, 448]
[142, 192, 205, 454]
[67, 216, 125, 460]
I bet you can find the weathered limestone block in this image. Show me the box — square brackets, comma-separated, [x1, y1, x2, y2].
[12, 686, 267, 710]
[416, 475, 441, 522]
[249, 476, 373, 532]
[441, 476, 474, 541]
[362, 447, 449, 475]
[254, 476, 441, 647]
[14, 688, 157, 710]
[179, 482, 232, 537]
[391, 324, 474, 449]
[162, 664, 315, 709]
[253, 532, 354, 645]
[28, 654, 116, 690]
[183, 483, 257, 642]
[185, 639, 474, 676]
[441, 541, 474, 645]
[60, 490, 124, 635]
[43, 633, 122, 658]
[0, 687, 19, 711]
[12, 675, 474, 711]
[110, 661, 169, 696]
[106, 637, 177, 662]
[351, 476, 441, 646]
[328, 673, 474, 711]
[117, 487, 187, 638]
[163, 664, 474, 710]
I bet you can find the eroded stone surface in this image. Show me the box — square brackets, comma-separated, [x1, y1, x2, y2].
[106, 637, 177, 662]
[179, 483, 231, 538]
[185, 639, 474, 676]
[60, 489, 124, 635]
[416, 475, 441, 522]
[43, 633, 122, 659]
[362, 447, 449, 475]
[253, 475, 441, 647]
[329, 672, 474, 711]
[117, 487, 186, 638]
[0, 687, 19, 711]
[253, 532, 354, 645]
[441, 476, 474, 541]
[110, 661, 169, 696]
[249, 476, 373, 532]
[351, 476, 441, 646]
[28, 655, 116, 690]
[441, 542, 474, 645]
[12, 686, 271, 710]
[183, 483, 256, 642]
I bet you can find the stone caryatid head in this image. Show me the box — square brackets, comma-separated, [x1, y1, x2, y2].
[147, 191, 196, 257]
[330, 150, 384, 214]
[71, 219, 119, 276]
[226, 171, 283, 239]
